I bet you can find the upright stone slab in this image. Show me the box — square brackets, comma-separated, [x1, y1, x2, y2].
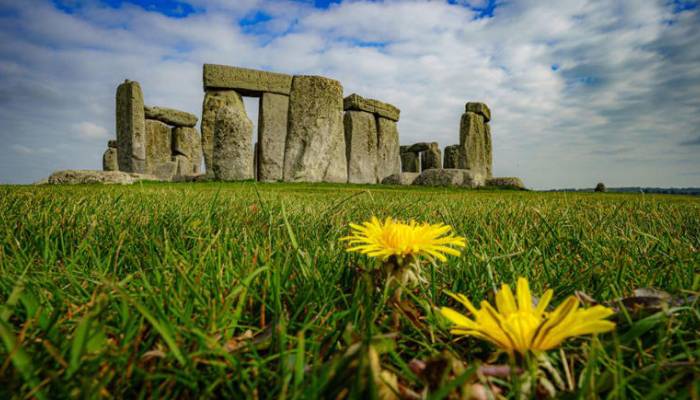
[213, 104, 254, 181]
[258, 93, 289, 181]
[344, 111, 378, 184]
[201, 90, 244, 173]
[421, 142, 441, 170]
[376, 117, 401, 181]
[145, 119, 174, 179]
[116, 80, 146, 173]
[443, 145, 460, 169]
[103, 148, 118, 171]
[284, 75, 346, 183]
[172, 126, 202, 174]
[459, 111, 488, 174]
[400, 147, 420, 173]
[485, 124, 493, 177]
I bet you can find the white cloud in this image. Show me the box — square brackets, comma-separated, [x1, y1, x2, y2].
[74, 121, 109, 140]
[0, 0, 698, 187]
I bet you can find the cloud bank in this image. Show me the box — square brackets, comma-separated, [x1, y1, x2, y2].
[0, 0, 698, 188]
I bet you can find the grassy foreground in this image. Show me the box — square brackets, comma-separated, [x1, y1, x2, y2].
[0, 182, 698, 399]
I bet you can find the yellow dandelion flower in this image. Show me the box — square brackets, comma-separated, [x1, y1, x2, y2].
[441, 277, 615, 354]
[341, 216, 466, 262]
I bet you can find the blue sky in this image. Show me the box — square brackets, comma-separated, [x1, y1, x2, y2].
[0, 0, 699, 188]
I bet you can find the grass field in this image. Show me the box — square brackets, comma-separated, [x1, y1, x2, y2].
[1, 182, 698, 399]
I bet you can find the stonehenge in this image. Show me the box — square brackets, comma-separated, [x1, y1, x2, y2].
[106, 79, 203, 180]
[88, 64, 523, 189]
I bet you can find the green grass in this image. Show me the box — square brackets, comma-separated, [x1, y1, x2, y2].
[0, 182, 698, 399]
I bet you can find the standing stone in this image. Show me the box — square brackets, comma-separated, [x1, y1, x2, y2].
[254, 142, 259, 180]
[258, 93, 289, 181]
[376, 117, 401, 181]
[172, 126, 202, 174]
[421, 142, 441, 171]
[103, 148, 118, 171]
[174, 155, 193, 177]
[458, 111, 488, 174]
[344, 111, 378, 184]
[201, 90, 244, 174]
[283, 75, 346, 183]
[443, 145, 460, 169]
[213, 105, 254, 181]
[485, 124, 493, 177]
[116, 80, 146, 173]
[400, 147, 420, 173]
[145, 119, 173, 179]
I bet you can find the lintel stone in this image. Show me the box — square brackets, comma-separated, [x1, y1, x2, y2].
[203, 64, 293, 95]
[465, 102, 491, 122]
[343, 93, 400, 121]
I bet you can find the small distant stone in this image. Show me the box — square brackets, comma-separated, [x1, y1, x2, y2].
[381, 172, 420, 185]
[47, 170, 161, 185]
[486, 177, 526, 190]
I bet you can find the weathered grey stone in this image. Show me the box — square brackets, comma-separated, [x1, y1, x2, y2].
[400, 148, 420, 173]
[152, 160, 178, 181]
[443, 145, 460, 169]
[203, 64, 293, 95]
[107, 140, 118, 148]
[116, 80, 146, 173]
[343, 93, 400, 121]
[213, 104, 254, 181]
[485, 124, 493, 177]
[258, 93, 289, 182]
[253, 142, 259, 180]
[47, 170, 160, 185]
[413, 169, 485, 188]
[174, 155, 194, 177]
[486, 177, 525, 190]
[283, 75, 347, 183]
[344, 111, 378, 184]
[103, 148, 118, 171]
[172, 126, 202, 174]
[201, 90, 244, 173]
[144, 106, 198, 127]
[420, 142, 441, 171]
[381, 172, 420, 185]
[376, 117, 401, 181]
[145, 119, 173, 178]
[406, 142, 430, 153]
[459, 112, 489, 175]
[465, 102, 491, 122]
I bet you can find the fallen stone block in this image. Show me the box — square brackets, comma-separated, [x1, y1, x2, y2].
[413, 169, 485, 188]
[144, 106, 198, 127]
[213, 104, 254, 181]
[486, 177, 526, 190]
[203, 64, 293, 95]
[376, 117, 401, 181]
[343, 93, 400, 121]
[116, 80, 146, 173]
[344, 110, 378, 184]
[151, 160, 178, 181]
[258, 93, 289, 182]
[443, 145, 460, 169]
[103, 147, 118, 171]
[465, 102, 491, 122]
[201, 90, 244, 173]
[284, 75, 347, 183]
[381, 172, 420, 185]
[47, 170, 160, 185]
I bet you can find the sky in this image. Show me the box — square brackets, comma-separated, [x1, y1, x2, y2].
[0, 0, 698, 189]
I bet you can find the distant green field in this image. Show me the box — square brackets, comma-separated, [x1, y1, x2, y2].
[1, 182, 698, 398]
